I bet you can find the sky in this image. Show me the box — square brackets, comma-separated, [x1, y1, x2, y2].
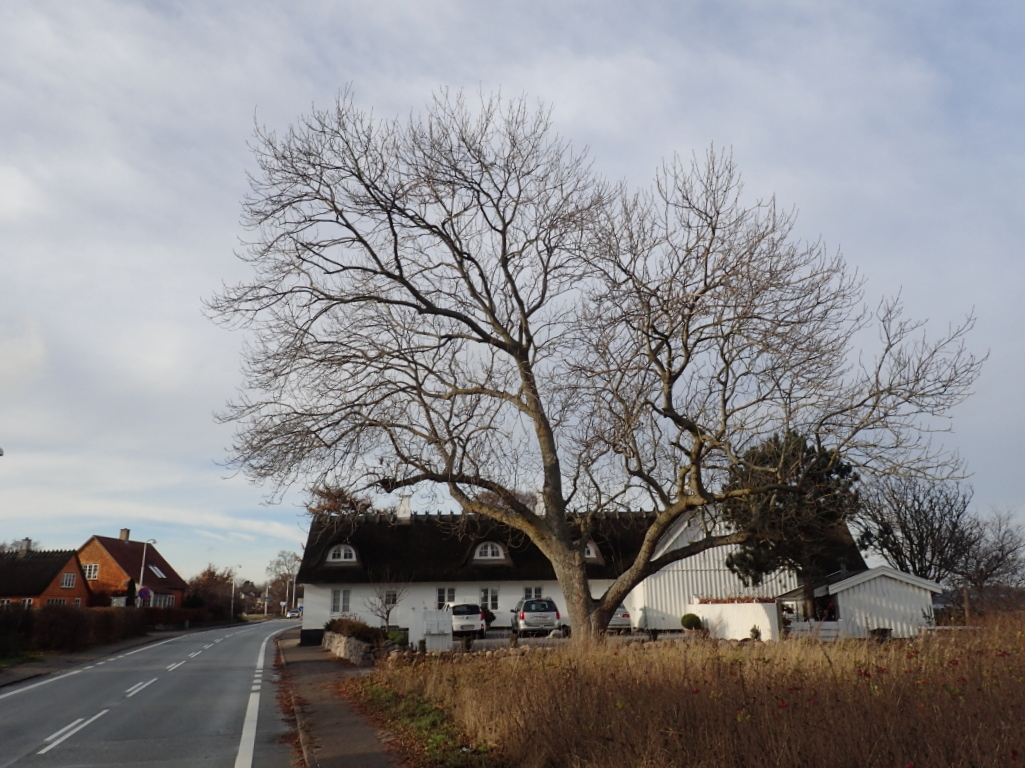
[1, 1, 1023, 584]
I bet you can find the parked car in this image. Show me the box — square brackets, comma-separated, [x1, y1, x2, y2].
[286, 608, 302, 619]
[447, 603, 487, 637]
[608, 604, 632, 634]
[510, 597, 569, 637]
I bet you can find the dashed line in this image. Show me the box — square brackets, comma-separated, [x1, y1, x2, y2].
[189, 651, 202, 658]
[125, 678, 158, 698]
[38, 709, 108, 754]
[167, 660, 186, 671]
[44, 718, 84, 743]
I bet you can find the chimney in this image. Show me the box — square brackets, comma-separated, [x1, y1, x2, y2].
[396, 493, 413, 523]
[119, 528, 131, 541]
[17, 538, 31, 557]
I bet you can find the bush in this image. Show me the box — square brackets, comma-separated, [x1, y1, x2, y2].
[325, 616, 388, 644]
[681, 613, 703, 630]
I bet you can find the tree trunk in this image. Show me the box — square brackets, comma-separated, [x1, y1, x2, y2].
[549, 552, 604, 643]
[962, 584, 972, 624]
[801, 577, 816, 622]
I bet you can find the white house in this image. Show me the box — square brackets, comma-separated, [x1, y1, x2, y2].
[296, 503, 927, 645]
[778, 566, 943, 639]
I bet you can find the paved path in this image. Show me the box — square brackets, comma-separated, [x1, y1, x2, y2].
[276, 630, 402, 768]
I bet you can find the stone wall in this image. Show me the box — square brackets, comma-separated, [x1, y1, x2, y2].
[321, 630, 374, 666]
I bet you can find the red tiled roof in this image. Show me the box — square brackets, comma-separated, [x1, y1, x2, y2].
[89, 536, 188, 590]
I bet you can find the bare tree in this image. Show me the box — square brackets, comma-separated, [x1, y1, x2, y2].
[363, 577, 409, 630]
[209, 90, 982, 642]
[856, 477, 980, 583]
[959, 510, 1025, 591]
[266, 550, 303, 611]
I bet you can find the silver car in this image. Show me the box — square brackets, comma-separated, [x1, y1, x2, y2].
[510, 598, 567, 637]
[607, 604, 632, 634]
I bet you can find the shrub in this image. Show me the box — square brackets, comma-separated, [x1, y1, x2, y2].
[325, 616, 388, 644]
[681, 613, 703, 630]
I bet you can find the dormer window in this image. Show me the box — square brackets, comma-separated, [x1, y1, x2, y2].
[474, 542, 504, 560]
[327, 544, 357, 564]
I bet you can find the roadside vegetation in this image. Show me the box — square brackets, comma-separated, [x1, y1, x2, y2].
[346, 613, 1025, 768]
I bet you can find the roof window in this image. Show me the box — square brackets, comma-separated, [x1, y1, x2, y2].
[327, 544, 357, 563]
[474, 542, 505, 560]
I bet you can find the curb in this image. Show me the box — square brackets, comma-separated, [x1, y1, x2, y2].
[0, 671, 47, 690]
[276, 635, 318, 768]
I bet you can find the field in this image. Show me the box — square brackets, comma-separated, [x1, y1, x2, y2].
[352, 614, 1025, 768]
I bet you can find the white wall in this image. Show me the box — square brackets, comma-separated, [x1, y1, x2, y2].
[837, 577, 936, 638]
[688, 602, 782, 641]
[634, 545, 798, 630]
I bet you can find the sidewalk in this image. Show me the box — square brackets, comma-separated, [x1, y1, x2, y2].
[276, 628, 402, 768]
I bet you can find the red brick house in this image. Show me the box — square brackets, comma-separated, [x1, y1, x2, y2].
[0, 544, 92, 608]
[77, 529, 187, 608]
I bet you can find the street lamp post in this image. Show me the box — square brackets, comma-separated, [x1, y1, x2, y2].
[229, 565, 242, 624]
[138, 539, 157, 607]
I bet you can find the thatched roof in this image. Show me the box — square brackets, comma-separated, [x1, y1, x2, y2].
[297, 512, 653, 585]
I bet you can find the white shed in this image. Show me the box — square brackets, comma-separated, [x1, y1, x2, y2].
[780, 567, 942, 639]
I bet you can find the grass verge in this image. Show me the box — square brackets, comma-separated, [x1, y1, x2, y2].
[365, 614, 1025, 768]
[340, 675, 507, 768]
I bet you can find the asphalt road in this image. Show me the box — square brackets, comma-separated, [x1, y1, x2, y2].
[0, 621, 294, 768]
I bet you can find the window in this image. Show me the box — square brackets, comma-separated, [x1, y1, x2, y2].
[23, 598, 32, 607]
[74, 598, 82, 607]
[327, 545, 357, 563]
[47, 598, 66, 605]
[61, 573, 76, 589]
[524, 586, 542, 600]
[584, 542, 597, 559]
[152, 593, 175, 608]
[83, 564, 99, 580]
[474, 542, 504, 560]
[331, 588, 351, 614]
[436, 587, 456, 608]
[148, 564, 167, 579]
[480, 587, 499, 611]
[384, 590, 397, 607]
[0, 599, 9, 606]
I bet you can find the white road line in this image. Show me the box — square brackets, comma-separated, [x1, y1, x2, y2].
[44, 718, 84, 742]
[38, 709, 108, 755]
[189, 651, 202, 658]
[233, 626, 286, 768]
[125, 678, 158, 698]
[0, 670, 81, 701]
[166, 660, 186, 671]
[125, 681, 146, 696]
[204, 643, 213, 649]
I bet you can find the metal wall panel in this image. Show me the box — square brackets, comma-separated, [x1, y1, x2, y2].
[838, 578, 934, 638]
[633, 544, 798, 630]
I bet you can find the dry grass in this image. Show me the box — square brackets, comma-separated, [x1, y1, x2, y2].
[368, 614, 1025, 768]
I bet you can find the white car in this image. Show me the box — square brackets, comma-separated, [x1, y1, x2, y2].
[446, 603, 487, 637]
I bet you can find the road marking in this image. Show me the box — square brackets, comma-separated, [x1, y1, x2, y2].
[38, 709, 108, 754]
[189, 651, 202, 658]
[166, 660, 186, 671]
[125, 678, 158, 698]
[233, 626, 287, 768]
[204, 643, 214, 649]
[44, 718, 84, 742]
[0, 670, 81, 701]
